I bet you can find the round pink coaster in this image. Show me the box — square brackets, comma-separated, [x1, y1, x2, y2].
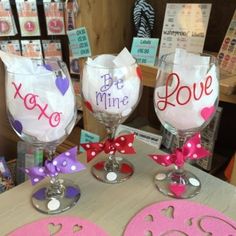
[8, 216, 109, 236]
[124, 200, 236, 236]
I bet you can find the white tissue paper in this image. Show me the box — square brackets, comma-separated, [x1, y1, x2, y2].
[155, 49, 219, 131]
[0, 51, 75, 143]
[82, 48, 141, 117]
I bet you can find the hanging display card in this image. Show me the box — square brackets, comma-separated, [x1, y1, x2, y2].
[21, 40, 42, 59]
[42, 40, 62, 60]
[65, 0, 79, 31]
[16, 0, 40, 37]
[0, 0, 17, 36]
[43, 0, 65, 35]
[158, 4, 211, 58]
[131, 37, 159, 65]
[0, 40, 21, 55]
[67, 27, 91, 58]
[218, 10, 236, 74]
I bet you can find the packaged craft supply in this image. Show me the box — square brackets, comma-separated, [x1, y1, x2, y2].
[0, 40, 21, 55]
[21, 39, 42, 59]
[42, 40, 62, 60]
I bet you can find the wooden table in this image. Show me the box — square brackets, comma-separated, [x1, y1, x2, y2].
[1, 139, 236, 236]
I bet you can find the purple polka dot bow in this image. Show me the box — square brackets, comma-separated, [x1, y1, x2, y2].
[25, 147, 86, 185]
[149, 133, 210, 168]
[81, 133, 136, 162]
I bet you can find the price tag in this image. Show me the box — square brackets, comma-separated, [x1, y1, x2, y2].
[67, 27, 91, 58]
[79, 129, 100, 153]
[131, 37, 159, 65]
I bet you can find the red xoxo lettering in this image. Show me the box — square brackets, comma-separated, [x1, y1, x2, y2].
[12, 82, 62, 127]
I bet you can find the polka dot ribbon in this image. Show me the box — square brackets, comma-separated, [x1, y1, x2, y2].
[25, 147, 86, 185]
[81, 133, 136, 162]
[149, 133, 210, 168]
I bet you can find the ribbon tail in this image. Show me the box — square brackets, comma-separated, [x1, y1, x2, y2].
[149, 154, 174, 167]
[25, 167, 46, 185]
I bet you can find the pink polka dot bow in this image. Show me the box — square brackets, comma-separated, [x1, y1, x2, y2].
[149, 133, 210, 167]
[25, 147, 86, 185]
[81, 133, 136, 162]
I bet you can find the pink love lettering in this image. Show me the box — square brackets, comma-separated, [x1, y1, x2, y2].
[156, 73, 213, 111]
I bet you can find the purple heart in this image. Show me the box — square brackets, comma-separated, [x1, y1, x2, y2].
[43, 64, 53, 71]
[12, 120, 23, 134]
[55, 76, 69, 96]
[65, 186, 80, 198]
[33, 188, 46, 200]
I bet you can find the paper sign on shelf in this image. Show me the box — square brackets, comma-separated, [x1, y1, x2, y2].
[131, 37, 159, 65]
[79, 129, 100, 153]
[115, 124, 162, 149]
[67, 27, 91, 58]
[158, 3, 211, 58]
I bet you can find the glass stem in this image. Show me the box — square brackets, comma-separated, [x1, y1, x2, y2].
[105, 126, 119, 171]
[175, 135, 187, 174]
[46, 147, 65, 198]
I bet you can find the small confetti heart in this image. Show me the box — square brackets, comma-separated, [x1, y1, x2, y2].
[85, 101, 93, 112]
[136, 66, 142, 80]
[12, 119, 23, 134]
[200, 106, 215, 121]
[169, 183, 186, 197]
[56, 76, 69, 95]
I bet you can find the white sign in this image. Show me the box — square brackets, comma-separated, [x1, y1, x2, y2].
[159, 3, 211, 58]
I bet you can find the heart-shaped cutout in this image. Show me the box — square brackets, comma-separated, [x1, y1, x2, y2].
[12, 119, 23, 134]
[169, 183, 186, 197]
[200, 106, 215, 121]
[48, 223, 62, 235]
[56, 76, 69, 96]
[73, 224, 83, 233]
[161, 206, 174, 219]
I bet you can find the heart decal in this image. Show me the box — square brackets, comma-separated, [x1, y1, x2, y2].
[200, 106, 216, 121]
[136, 66, 142, 80]
[169, 183, 186, 197]
[11, 119, 23, 134]
[56, 76, 69, 96]
[85, 101, 93, 113]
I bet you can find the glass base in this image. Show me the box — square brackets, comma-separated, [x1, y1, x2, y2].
[91, 157, 134, 184]
[154, 169, 201, 199]
[31, 179, 80, 214]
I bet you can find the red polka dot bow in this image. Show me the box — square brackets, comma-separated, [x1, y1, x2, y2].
[149, 133, 210, 168]
[81, 133, 136, 162]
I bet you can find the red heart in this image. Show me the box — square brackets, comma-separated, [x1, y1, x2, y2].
[169, 183, 186, 197]
[85, 101, 93, 113]
[200, 106, 215, 121]
[136, 66, 142, 80]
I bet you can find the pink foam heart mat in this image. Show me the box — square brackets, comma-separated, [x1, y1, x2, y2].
[8, 216, 109, 236]
[123, 200, 236, 236]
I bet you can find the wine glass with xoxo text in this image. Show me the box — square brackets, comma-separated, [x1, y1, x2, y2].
[150, 50, 219, 198]
[5, 57, 85, 214]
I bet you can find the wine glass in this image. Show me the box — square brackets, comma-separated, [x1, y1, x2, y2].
[153, 50, 219, 198]
[5, 58, 82, 214]
[81, 54, 142, 183]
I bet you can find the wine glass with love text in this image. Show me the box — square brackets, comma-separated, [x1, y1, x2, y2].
[150, 49, 219, 198]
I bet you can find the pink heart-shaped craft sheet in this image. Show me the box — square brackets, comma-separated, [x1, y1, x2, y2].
[8, 216, 109, 236]
[123, 200, 236, 236]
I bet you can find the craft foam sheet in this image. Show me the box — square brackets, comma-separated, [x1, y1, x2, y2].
[8, 216, 109, 236]
[123, 200, 236, 236]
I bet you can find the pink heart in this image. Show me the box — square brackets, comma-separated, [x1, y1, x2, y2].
[200, 106, 216, 121]
[169, 183, 186, 197]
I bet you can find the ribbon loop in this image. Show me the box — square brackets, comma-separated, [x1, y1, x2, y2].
[81, 133, 136, 162]
[149, 133, 210, 167]
[25, 146, 86, 185]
